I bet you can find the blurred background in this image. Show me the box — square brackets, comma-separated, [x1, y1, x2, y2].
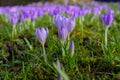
[0, 0, 120, 6]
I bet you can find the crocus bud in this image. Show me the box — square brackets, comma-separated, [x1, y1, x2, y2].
[70, 41, 74, 56]
[56, 60, 62, 80]
[101, 10, 114, 27]
[58, 27, 68, 42]
[56, 60, 61, 69]
[36, 27, 49, 45]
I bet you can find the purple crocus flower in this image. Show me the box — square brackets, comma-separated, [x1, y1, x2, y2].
[63, 17, 75, 33]
[30, 10, 38, 21]
[54, 14, 65, 28]
[101, 10, 114, 48]
[58, 27, 68, 41]
[36, 27, 49, 45]
[53, 7, 60, 15]
[101, 10, 114, 26]
[93, 7, 100, 16]
[20, 10, 31, 21]
[93, 6, 102, 16]
[70, 41, 74, 56]
[20, 14, 26, 22]
[37, 9, 44, 17]
[64, 5, 80, 17]
[108, 9, 114, 15]
[79, 9, 87, 16]
[10, 12, 19, 24]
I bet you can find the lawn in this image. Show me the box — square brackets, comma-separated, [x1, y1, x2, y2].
[0, 1, 120, 80]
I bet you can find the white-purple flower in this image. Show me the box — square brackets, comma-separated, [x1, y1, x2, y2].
[36, 27, 49, 44]
[54, 14, 65, 28]
[58, 27, 68, 41]
[63, 17, 75, 33]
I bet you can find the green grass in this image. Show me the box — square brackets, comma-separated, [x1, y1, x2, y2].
[0, 4, 120, 80]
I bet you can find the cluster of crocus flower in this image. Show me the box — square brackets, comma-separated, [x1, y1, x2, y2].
[101, 10, 114, 48]
[54, 14, 75, 41]
[0, 1, 110, 25]
[64, 5, 88, 18]
[54, 14, 75, 56]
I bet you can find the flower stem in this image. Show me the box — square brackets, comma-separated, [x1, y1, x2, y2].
[105, 26, 109, 48]
[42, 44, 47, 63]
[12, 24, 16, 38]
[66, 33, 70, 49]
[68, 33, 70, 41]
